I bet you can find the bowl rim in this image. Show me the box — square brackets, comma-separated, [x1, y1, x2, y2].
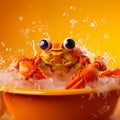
[1, 87, 120, 96]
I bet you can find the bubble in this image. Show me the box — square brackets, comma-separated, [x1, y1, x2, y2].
[69, 19, 78, 28]
[25, 28, 30, 34]
[102, 105, 110, 112]
[90, 20, 97, 28]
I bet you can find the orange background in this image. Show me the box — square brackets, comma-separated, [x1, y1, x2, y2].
[0, 0, 120, 68]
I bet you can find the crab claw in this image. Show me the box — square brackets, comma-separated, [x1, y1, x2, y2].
[65, 63, 100, 89]
[18, 60, 45, 80]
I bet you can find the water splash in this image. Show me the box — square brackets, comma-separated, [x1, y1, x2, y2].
[103, 51, 115, 68]
[0, 56, 6, 66]
[31, 40, 37, 56]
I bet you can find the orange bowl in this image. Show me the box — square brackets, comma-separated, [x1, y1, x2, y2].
[2, 88, 120, 120]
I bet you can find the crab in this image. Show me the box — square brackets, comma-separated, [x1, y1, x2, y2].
[14, 38, 120, 89]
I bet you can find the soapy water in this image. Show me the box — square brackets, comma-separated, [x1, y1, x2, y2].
[0, 62, 72, 90]
[0, 58, 120, 92]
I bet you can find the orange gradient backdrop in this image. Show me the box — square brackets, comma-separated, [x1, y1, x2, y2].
[0, 0, 120, 68]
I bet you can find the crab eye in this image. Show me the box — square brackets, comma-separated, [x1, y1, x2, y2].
[63, 38, 75, 50]
[39, 39, 52, 51]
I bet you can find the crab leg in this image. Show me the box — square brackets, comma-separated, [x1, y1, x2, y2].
[65, 57, 107, 89]
[100, 68, 120, 76]
[65, 77, 85, 89]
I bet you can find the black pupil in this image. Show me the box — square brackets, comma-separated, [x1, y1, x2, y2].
[40, 40, 48, 50]
[65, 39, 75, 49]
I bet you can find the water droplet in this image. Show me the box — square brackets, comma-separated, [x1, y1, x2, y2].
[78, 38, 84, 44]
[113, 26, 117, 30]
[70, 19, 78, 28]
[89, 93, 94, 100]
[69, 5, 75, 10]
[0, 56, 6, 65]
[90, 20, 97, 28]
[32, 21, 36, 25]
[43, 32, 49, 36]
[18, 16, 24, 22]
[69, 31, 73, 35]
[12, 98, 15, 102]
[32, 40, 37, 56]
[81, 95, 85, 98]
[104, 33, 109, 39]
[28, 97, 32, 101]
[1, 41, 5, 47]
[18, 49, 24, 53]
[31, 29, 35, 32]
[62, 12, 69, 17]
[26, 41, 32, 46]
[19, 28, 30, 36]
[83, 17, 89, 23]
[92, 113, 98, 118]
[101, 18, 106, 24]
[102, 105, 110, 112]
[25, 28, 30, 34]
[5, 48, 12, 52]
[98, 105, 110, 115]
[80, 105, 84, 108]
[75, 33, 79, 37]
[38, 28, 42, 32]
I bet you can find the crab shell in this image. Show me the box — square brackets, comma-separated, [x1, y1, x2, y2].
[35, 43, 90, 73]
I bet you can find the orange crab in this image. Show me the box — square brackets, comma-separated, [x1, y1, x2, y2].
[14, 38, 120, 89]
